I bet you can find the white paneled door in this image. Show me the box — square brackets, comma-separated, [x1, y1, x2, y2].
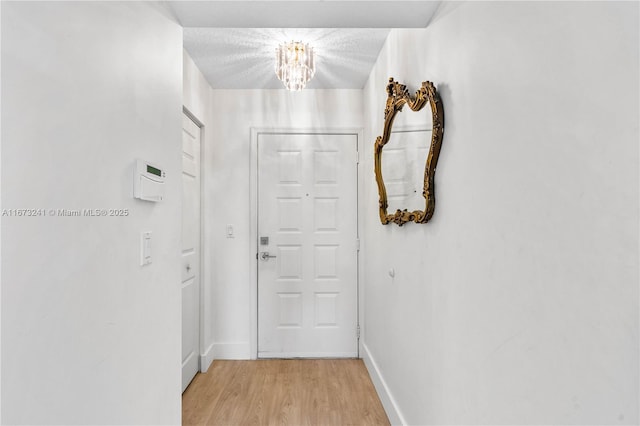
[182, 113, 201, 391]
[258, 133, 358, 358]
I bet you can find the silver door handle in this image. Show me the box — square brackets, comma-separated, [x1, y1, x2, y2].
[260, 252, 277, 261]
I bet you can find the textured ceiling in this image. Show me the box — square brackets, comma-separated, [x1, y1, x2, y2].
[172, 1, 442, 90]
[183, 28, 390, 89]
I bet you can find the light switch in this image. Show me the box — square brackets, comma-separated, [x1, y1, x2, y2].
[141, 231, 152, 266]
[226, 224, 234, 238]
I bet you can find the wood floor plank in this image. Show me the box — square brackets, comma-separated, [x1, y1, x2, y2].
[182, 359, 390, 426]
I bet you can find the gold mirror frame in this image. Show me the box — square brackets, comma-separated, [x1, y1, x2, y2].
[374, 78, 445, 226]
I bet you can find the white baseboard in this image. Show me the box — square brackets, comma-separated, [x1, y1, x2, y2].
[259, 351, 357, 358]
[212, 341, 251, 360]
[200, 343, 214, 373]
[362, 343, 406, 426]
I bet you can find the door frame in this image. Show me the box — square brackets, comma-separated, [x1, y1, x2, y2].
[182, 106, 206, 373]
[249, 127, 364, 359]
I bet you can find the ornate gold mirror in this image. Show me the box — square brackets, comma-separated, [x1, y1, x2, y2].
[374, 78, 445, 226]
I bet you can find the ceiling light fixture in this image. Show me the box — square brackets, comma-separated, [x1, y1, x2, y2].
[275, 41, 315, 91]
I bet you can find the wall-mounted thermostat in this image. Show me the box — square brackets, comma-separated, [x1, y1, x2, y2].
[134, 159, 165, 202]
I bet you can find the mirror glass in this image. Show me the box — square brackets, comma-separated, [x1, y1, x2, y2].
[381, 103, 433, 214]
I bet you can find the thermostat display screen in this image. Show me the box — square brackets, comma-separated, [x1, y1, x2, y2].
[147, 165, 162, 177]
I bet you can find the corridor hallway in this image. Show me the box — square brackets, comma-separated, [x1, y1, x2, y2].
[182, 359, 390, 425]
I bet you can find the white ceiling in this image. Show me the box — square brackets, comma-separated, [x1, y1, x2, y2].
[169, 1, 442, 90]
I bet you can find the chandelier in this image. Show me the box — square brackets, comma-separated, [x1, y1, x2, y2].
[275, 41, 315, 91]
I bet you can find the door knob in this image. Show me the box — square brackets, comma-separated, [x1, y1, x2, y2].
[186, 264, 191, 272]
[260, 252, 277, 261]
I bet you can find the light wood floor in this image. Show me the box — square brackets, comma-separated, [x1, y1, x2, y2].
[182, 359, 390, 426]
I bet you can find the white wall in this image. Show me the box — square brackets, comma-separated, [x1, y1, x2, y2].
[183, 50, 216, 372]
[0, 2, 3, 419]
[208, 89, 363, 358]
[361, 2, 639, 425]
[1, 2, 183, 424]
[184, 51, 211, 128]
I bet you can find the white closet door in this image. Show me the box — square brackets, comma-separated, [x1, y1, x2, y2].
[181, 113, 201, 391]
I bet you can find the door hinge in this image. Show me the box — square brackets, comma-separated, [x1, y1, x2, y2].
[356, 238, 360, 251]
[357, 324, 361, 340]
[355, 150, 360, 164]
